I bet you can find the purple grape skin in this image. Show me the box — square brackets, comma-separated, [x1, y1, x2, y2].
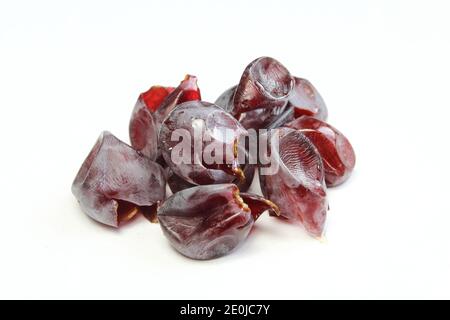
[285, 116, 356, 187]
[129, 75, 201, 160]
[232, 57, 294, 117]
[214, 85, 236, 113]
[259, 128, 328, 238]
[166, 168, 197, 194]
[167, 164, 256, 194]
[238, 105, 288, 130]
[72, 131, 166, 227]
[159, 101, 248, 185]
[215, 85, 292, 130]
[129, 98, 159, 160]
[157, 184, 278, 260]
[288, 77, 328, 121]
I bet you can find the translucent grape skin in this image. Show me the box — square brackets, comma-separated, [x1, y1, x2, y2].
[215, 85, 291, 130]
[259, 128, 328, 238]
[166, 164, 256, 194]
[288, 77, 328, 121]
[153, 75, 201, 126]
[129, 96, 159, 160]
[232, 57, 294, 118]
[72, 131, 166, 227]
[285, 116, 356, 187]
[166, 168, 197, 194]
[214, 85, 236, 113]
[157, 184, 279, 260]
[129, 75, 201, 160]
[159, 101, 248, 185]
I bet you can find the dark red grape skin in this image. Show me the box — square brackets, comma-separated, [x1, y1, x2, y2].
[159, 101, 248, 185]
[129, 75, 201, 160]
[237, 164, 256, 192]
[153, 75, 201, 126]
[232, 57, 294, 118]
[129, 98, 159, 160]
[140, 86, 175, 112]
[215, 85, 291, 130]
[214, 85, 236, 113]
[266, 105, 295, 129]
[166, 168, 197, 194]
[166, 164, 255, 194]
[288, 77, 328, 121]
[285, 116, 355, 187]
[157, 184, 279, 260]
[72, 131, 166, 227]
[259, 128, 328, 238]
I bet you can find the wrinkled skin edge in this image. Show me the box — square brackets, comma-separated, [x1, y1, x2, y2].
[258, 128, 329, 238]
[232, 57, 294, 118]
[72, 131, 166, 228]
[129, 75, 201, 161]
[159, 101, 249, 185]
[157, 184, 279, 260]
[285, 116, 356, 187]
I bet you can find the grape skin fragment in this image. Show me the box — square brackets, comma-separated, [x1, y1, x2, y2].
[157, 184, 279, 260]
[72, 131, 166, 227]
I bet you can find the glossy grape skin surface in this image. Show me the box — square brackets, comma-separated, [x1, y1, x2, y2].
[167, 164, 255, 194]
[159, 101, 248, 185]
[140, 86, 174, 112]
[72, 131, 166, 227]
[129, 75, 201, 160]
[129, 97, 159, 160]
[259, 128, 328, 237]
[166, 168, 197, 194]
[232, 57, 294, 117]
[288, 77, 328, 121]
[214, 85, 236, 113]
[215, 85, 292, 130]
[286, 116, 355, 187]
[153, 75, 201, 126]
[157, 184, 278, 260]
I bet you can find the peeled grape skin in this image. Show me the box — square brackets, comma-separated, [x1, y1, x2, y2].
[286, 116, 356, 187]
[259, 128, 328, 237]
[129, 75, 201, 160]
[238, 105, 288, 130]
[288, 77, 328, 121]
[157, 184, 278, 260]
[215, 85, 291, 130]
[140, 86, 175, 112]
[72, 131, 166, 227]
[166, 168, 197, 194]
[166, 164, 256, 194]
[153, 75, 201, 126]
[129, 97, 159, 160]
[214, 85, 236, 113]
[232, 57, 294, 117]
[159, 101, 248, 185]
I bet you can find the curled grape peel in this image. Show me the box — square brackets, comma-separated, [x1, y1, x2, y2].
[288, 77, 328, 120]
[232, 57, 294, 117]
[71, 131, 166, 227]
[259, 128, 328, 238]
[159, 101, 248, 185]
[129, 75, 201, 160]
[216, 85, 291, 130]
[153, 75, 201, 126]
[214, 85, 236, 113]
[129, 98, 159, 160]
[286, 116, 355, 187]
[167, 164, 255, 194]
[157, 184, 279, 260]
[72, 56, 355, 260]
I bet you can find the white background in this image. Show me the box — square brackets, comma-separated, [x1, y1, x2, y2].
[1, 0, 449, 299]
